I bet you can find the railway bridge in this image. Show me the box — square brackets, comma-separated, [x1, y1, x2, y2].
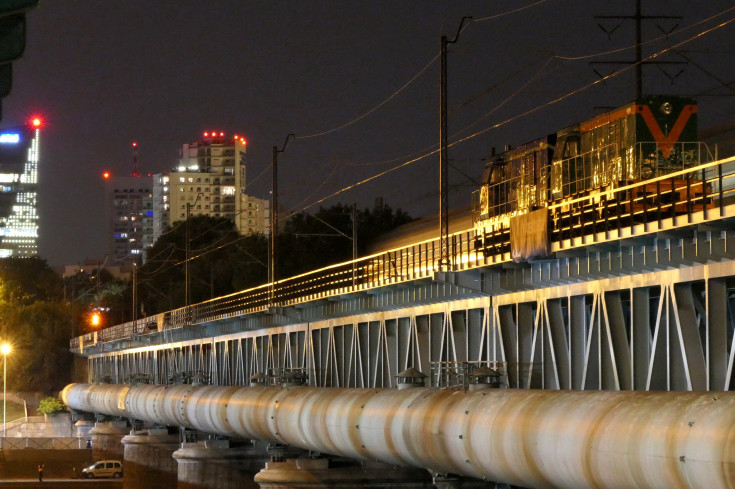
[64, 156, 735, 489]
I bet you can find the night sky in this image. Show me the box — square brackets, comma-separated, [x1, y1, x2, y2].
[4, 0, 735, 267]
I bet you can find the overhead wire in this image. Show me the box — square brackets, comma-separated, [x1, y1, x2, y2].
[450, 55, 558, 140]
[285, 9, 735, 217]
[554, 5, 735, 61]
[472, 0, 550, 23]
[295, 53, 439, 140]
[447, 11, 735, 149]
[293, 0, 553, 142]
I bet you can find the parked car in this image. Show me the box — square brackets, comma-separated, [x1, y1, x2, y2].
[82, 460, 123, 478]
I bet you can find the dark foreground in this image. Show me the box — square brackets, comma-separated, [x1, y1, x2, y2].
[0, 480, 122, 488]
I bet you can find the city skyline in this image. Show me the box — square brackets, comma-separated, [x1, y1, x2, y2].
[3, 1, 735, 266]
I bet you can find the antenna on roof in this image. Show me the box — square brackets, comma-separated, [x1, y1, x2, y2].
[131, 141, 139, 177]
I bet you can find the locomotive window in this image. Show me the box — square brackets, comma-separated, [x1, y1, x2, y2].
[563, 138, 579, 158]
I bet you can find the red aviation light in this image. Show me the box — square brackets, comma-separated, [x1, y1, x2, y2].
[132, 141, 138, 147]
[28, 115, 44, 129]
[102, 171, 111, 179]
[203, 132, 209, 137]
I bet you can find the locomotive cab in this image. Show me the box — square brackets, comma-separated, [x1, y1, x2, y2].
[550, 96, 702, 195]
[549, 95, 710, 217]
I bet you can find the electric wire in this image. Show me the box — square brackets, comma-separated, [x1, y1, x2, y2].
[472, 0, 550, 23]
[450, 56, 558, 140]
[448, 12, 735, 149]
[285, 11, 735, 217]
[554, 5, 735, 61]
[295, 53, 439, 140]
[291, 1, 552, 143]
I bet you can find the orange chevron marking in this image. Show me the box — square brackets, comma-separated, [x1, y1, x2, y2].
[636, 104, 696, 159]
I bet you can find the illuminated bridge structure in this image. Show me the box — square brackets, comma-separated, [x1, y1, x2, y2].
[66, 156, 735, 489]
[71, 157, 735, 393]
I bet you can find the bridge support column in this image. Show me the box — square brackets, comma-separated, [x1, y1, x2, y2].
[89, 420, 128, 460]
[121, 428, 179, 489]
[73, 419, 94, 439]
[173, 439, 265, 489]
[254, 458, 434, 488]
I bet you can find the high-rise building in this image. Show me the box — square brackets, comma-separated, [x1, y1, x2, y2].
[104, 174, 153, 265]
[120, 132, 269, 264]
[0, 120, 41, 257]
[168, 131, 269, 235]
[151, 172, 170, 245]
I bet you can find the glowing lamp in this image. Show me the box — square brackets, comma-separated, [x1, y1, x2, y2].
[132, 141, 138, 147]
[103, 171, 111, 179]
[204, 132, 208, 137]
[91, 312, 101, 326]
[32, 118, 41, 127]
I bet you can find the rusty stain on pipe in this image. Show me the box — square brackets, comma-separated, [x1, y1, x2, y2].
[61, 383, 735, 489]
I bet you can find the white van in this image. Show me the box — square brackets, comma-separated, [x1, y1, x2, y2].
[81, 460, 123, 478]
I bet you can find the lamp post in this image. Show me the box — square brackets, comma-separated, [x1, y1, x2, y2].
[1, 343, 10, 438]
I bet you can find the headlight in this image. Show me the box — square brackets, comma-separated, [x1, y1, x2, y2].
[660, 102, 673, 115]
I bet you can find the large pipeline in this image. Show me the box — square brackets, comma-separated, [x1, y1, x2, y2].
[62, 383, 735, 489]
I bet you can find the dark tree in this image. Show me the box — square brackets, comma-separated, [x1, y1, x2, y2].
[0, 257, 63, 304]
[138, 216, 247, 313]
[278, 202, 413, 277]
[136, 202, 412, 316]
[0, 301, 73, 394]
[0, 258, 73, 394]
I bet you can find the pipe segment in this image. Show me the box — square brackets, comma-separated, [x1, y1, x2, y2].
[61, 383, 735, 489]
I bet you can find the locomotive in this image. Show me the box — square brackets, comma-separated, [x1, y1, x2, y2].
[473, 95, 711, 261]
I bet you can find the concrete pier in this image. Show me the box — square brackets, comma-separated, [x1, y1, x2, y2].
[89, 421, 128, 461]
[254, 458, 435, 488]
[173, 439, 266, 489]
[121, 428, 179, 489]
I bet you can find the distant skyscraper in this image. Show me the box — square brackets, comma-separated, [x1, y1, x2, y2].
[111, 132, 269, 264]
[0, 120, 41, 257]
[104, 174, 153, 266]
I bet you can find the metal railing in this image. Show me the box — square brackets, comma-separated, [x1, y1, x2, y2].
[1, 437, 88, 450]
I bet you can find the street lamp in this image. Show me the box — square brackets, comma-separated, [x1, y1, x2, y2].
[1, 343, 10, 438]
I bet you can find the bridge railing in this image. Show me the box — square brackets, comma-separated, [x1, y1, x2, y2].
[70, 226, 488, 350]
[70, 156, 735, 352]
